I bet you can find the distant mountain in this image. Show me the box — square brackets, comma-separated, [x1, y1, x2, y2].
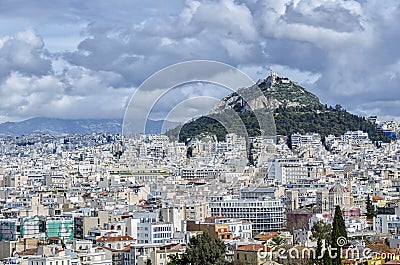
[0, 117, 182, 136]
[0, 117, 123, 136]
[166, 73, 389, 143]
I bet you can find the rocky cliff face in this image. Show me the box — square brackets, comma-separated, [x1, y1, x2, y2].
[210, 72, 321, 114]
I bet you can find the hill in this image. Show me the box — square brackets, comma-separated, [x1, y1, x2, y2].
[166, 73, 388, 143]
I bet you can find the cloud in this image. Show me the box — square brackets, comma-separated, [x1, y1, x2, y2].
[284, 0, 363, 33]
[0, 0, 399, 123]
[310, 0, 400, 115]
[0, 29, 52, 80]
[0, 30, 132, 122]
[0, 68, 131, 122]
[63, 0, 266, 87]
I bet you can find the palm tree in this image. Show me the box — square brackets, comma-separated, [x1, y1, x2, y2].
[271, 236, 285, 247]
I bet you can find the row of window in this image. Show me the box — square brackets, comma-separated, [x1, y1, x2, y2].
[153, 226, 172, 232]
[154, 233, 172, 238]
[211, 207, 283, 212]
[31, 260, 70, 265]
[210, 201, 281, 207]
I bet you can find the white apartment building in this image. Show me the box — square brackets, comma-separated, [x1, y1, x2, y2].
[374, 205, 400, 234]
[268, 158, 321, 185]
[28, 256, 80, 265]
[209, 199, 284, 235]
[180, 167, 222, 179]
[291, 133, 321, 149]
[341, 131, 369, 142]
[211, 217, 253, 239]
[346, 218, 365, 233]
[78, 249, 113, 265]
[240, 186, 278, 200]
[137, 222, 173, 244]
[374, 215, 400, 234]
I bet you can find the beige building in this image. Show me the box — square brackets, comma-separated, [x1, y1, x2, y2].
[150, 245, 185, 265]
[329, 184, 350, 210]
[0, 238, 39, 260]
[3, 173, 28, 187]
[96, 235, 135, 250]
[74, 216, 101, 239]
[234, 244, 270, 265]
[181, 201, 209, 222]
[77, 248, 112, 265]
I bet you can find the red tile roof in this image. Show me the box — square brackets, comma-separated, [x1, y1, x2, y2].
[236, 244, 271, 252]
[257, 232, 278, 242]
[97, 235, 134, 242]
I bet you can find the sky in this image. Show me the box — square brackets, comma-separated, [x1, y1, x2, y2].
[0, 0, 399, 123]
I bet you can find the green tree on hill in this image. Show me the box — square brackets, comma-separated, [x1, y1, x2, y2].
[312, 220, 332, 265]
[311, 220, 332, 243]
[170, 104, 390, 145]
[331, 205, 347, 265]
[366, 194, 376, 219]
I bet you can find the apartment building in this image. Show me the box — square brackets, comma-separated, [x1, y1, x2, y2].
[268, 158, 322, 185]
[187, 217, 253, 240]
[209, 198, 284, 235]
[137, 222, 173, 244]
[374, 205, 400, 234]
[46, 217, 74, 240]
[28, 255, 80, 265]
[180, 167, 222, 179]
[0, 219, 19, 241]
[291, 133, 321, 149]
